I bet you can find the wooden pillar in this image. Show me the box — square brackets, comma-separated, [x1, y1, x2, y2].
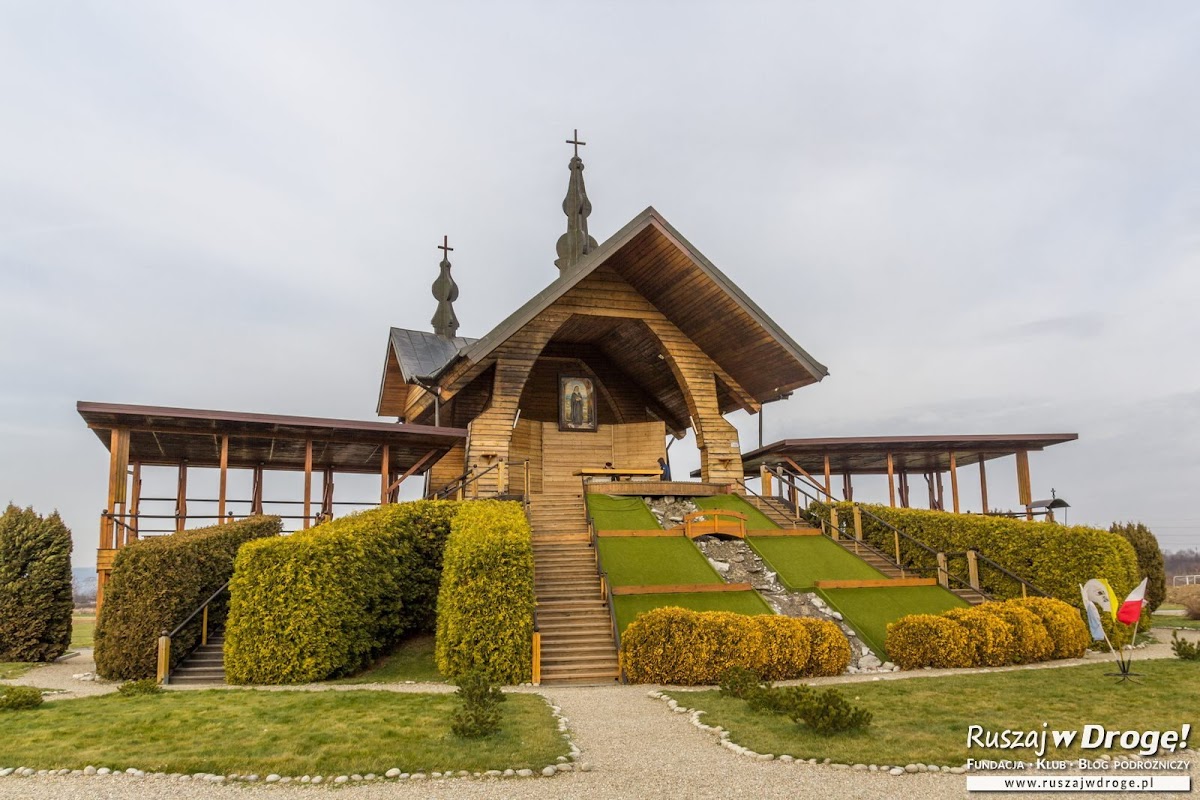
[129, 462, 141, 540]
[948, 451, 960, 513]
[1015, 450, 1032, 520]
[979, 457, 989, 514]
[322, 467, 334, 520]
[853, 505, 863, 541]
[936, 552, 949, 588]
[842, 471, 853, 501]
[175, 461, 188, 532]
[886, 452, 896, 507]
[380, 444, 391, 505]
[760, 464, 772, 498]
[303, 439, 313, 529]
[251, 465, 264, 515]
[217, 435, 229, 523]
[105, 428, 130, 547]
[925, 472, 937, 509]
[935, 472, 944, 510]
[966, 550, 980, 590]
[899, 471, 910, 508]
[822, 455, 832, 500]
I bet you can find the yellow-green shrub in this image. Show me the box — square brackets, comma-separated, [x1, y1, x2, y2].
[944, 607, 1014, 667]
[977, 602, 1054, 664]
[435, 501, 535, 684]
[885, 614, 973, 669]
[793, 617, 852, 676]
[1011, 597, 1089, 659]
[95, 516, 281, 680]
[619, 608, 850, 684]
[816, 503, 1139, 607]
[225, 502, 458, 684]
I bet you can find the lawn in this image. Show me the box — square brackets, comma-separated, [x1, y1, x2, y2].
[333, 635, 443, 684]
[586, 494, 661, 530]
[748, 535, 884, 590]
[598, 537, 723, 587]
[0, 689, 567, 775]
[668, 660, 1200, 766]
[1152, 614, 1200, 630]
[0, 663, 37, 680]
[820, 585, 967, 657]
[614, 590, 772, 632]
[692, 495, 779, 531]
[72, 615, 95, 649]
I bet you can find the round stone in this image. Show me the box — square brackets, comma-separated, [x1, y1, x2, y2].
[266, 775, 281, 783]
[97, 768, 111, 775]
[555, 763, 572, 772]
[334, 776, 348, 784]
[516, 769, 534, 777]
[890, 767, 905, 776]
[541, 766, 557, 777]
[904, 764, 919, 773]
[385, 768, 400, 778]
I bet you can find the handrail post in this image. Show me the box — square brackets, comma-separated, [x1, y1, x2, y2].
[966, 549, 980, 591]
[893, 529, 902, 575]
[201, 605, 208, 646]
[760, 464, 772, 498]
[853, 505, 863, 541]
[829, 506, 840, 540]
[532, 631, 541, 686]
[156, 631, 171, 685]
[936, 552, 949, 588]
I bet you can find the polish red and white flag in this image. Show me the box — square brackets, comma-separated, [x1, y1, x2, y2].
[1116, 578, 1149, 625]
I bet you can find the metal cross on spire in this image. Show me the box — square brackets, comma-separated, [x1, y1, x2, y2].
[566, 129, 587, 158]
[437, 235, 453, 257]
[431, 234, 460, 338]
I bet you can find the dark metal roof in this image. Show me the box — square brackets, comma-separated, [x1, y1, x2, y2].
[736, 433, 1079, 475]
[78, 401, 467, 474]
[388, 328, 476, 381]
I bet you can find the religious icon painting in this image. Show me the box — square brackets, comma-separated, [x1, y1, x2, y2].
[559, 375, 597, 432]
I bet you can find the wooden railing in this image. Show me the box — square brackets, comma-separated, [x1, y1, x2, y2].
[157, 580, 230, 684]
[586, 510, 624, 682]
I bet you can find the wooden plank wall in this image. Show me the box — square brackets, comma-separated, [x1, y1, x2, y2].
[613, 421, 666, 468]
[426, 441, 465, 496]
[509, 418, 543, 494]
[541, 423, 614, 494]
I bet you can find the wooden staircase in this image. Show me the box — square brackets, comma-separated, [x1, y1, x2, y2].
[751, 495, 988, 605]
[528, 494, 620, 685]
[170, 635, 226, 685]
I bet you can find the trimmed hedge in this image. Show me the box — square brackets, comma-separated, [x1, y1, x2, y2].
[435, 501, 536, 684]
[817, 503, 1139, 607]
[0, 505, 73, 662]
[619, 607, 851, 684]
[1109, 522, 1166, 614]
[225, 501, 458, 685]
[94, 516, 281, 680]
[886, 598, 1089, 669]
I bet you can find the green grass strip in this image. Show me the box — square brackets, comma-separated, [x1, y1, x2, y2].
[332, 635, 443, 684]
[670, 660, 1198, 766]
[692, 494, 779, 530]
[819, 585, 967, 657]
[586, 494, 661, 531]
[747, 535, 884, 590]
[0, 689, 566, 775]
[598, 537, 723, 587]
[613, 590, 772, 632]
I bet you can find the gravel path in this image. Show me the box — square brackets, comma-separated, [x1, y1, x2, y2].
[2, 630, 1196, 798]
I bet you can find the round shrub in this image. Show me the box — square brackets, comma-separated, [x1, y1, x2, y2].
[0, 685, 44, 711]
[620, 609, 849, 684]
[977, 602, 1054, 664]
[944, 607, 1015, 666]
[117, 678, 163, 697]
[886, 614, 972, 669]
[793, 617, 852, 676]
[1011, 597, 1090, 659]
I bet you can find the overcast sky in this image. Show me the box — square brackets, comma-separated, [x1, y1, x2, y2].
[2, 2, 1197, 566]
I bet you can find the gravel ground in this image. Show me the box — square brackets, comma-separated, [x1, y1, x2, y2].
[2, 630, 1197, 799]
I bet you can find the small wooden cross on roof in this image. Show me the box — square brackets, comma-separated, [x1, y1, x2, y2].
[566, 128, 586, 158]
[438, 235, 453, 256]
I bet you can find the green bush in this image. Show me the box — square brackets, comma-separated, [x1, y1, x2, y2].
[93, 516, 281, 680]
[885, 614, 973, 669]
[0, 505, 73, 662]
[718, 666, 768, 700]
[788, 687, 873, 735]
[620, 608, 850, 684]
[1170, 632, 1200, 661]
[817, 503, 1139, 607]
[117, 678, 163, 696]
[1109, 522, 1166, 614]
[977, 603, 1054, 664]
[436, 502, 535, 683]
[944, 607, 1014, 667]
[1011, 597, 1090, 659]
[0, 685, 43, 711]
[225, 502, 458, 685]
[450, 671, 507, 738]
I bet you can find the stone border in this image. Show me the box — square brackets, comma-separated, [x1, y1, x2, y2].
[0, 694, 590, 785]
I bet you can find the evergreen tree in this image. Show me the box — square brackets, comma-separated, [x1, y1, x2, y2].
[1110, 521, 1166, 614]
[0, 504, 74, 661]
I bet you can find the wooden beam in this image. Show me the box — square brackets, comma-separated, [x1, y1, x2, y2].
[979, 457, 989, 514]
[842, 471, 853, 501]
[252, 465, 264, 515]
[322, 467, 334, 519]
[782, 456, 832, 501]
[948, 451, 960, 513]
[217, 435, 229, 523]
[129, 462, 141, 540]
[175, 461, 188, 532]
[303, 439, 313, 529]
[886, 452, 896, 507]
[611, 582, 754, 595]
[1015, 449, 1032, 517]
[388, 449, 439, 498]
[899, 471, 910, 508]
[379, 444, 391, 505]
[823, 454, 832, 499]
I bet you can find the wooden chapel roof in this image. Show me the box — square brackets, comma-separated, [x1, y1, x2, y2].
[378, 207, 828, 417]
